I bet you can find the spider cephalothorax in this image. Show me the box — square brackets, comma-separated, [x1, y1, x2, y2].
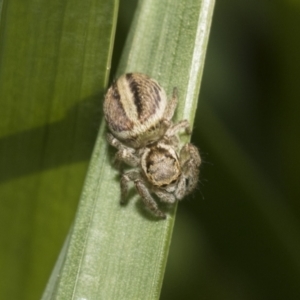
[106, 132, 201, 219]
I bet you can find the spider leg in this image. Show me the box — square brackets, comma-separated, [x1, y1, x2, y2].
[120, 170, 140, 204]
[153, 188, 176, 203]
[107, 133, 139, 167]
[135, 179, 166, 219]
[174, 176, 187, 200]
[180, 143, 201, 166]
[114, 148, 139, 167]
[107, 133, 123, 149]
[165, 119, 191, 138]
[163, 87, 178, 120]
[179, 143, 201, 195]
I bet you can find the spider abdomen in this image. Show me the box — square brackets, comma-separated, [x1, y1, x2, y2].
[104, 73, 168, 148]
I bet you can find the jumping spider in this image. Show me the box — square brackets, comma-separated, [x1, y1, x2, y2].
[104, 73, 201, 218]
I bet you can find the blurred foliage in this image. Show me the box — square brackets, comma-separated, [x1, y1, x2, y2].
[0, 0, 117, 299]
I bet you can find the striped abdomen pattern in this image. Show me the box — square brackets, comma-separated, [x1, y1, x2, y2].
[104, 73, 168, 148]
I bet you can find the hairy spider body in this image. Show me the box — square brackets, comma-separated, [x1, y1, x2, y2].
[104, 73, 201, 218]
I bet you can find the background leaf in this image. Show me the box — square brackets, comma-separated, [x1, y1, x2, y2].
[0, 0, 118, 299]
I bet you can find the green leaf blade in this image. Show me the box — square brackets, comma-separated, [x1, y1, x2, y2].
[0, 0, 119, 299]
[45, 0, 215, 299]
